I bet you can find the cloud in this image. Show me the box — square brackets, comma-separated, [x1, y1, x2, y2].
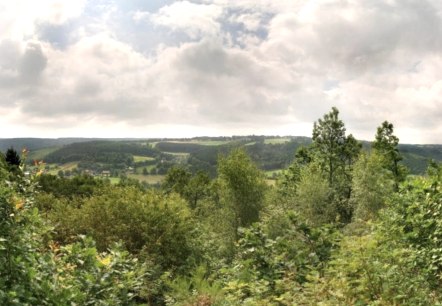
[19, 43, 48, 83]
[0, 0, 86, 41]
[0, 0, 442, 143]
[148, 1, 223, 39]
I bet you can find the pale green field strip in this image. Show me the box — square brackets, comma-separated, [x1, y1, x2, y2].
[264, 138, 291, 144]
[108, 177, 121, 184]
[135, 165, 156, 174]
[133, 155, 155, 162]
[163, 152, 190, 156]
[159, 140, 231, 146]
[128, 174, 165, 184]
[46, 162, 79, 175]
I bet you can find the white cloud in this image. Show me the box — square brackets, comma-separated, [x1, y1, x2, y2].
[0, 0, 86, 40]
[149, 1, 223, 39]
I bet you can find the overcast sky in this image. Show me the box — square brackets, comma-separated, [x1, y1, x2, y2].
[0, 0, 441, 143]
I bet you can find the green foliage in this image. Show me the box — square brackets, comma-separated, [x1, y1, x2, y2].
[44, 140, 158, 164]
[310, 107, 362, 223]
[194, 192, 238, 261]
[54, 237, 145, 305]
[162, 166, 192, 196]
[350, 153, 395, 220]
[427, 159, 442, 182]
[48, 185, 200, 273]
[372, 121, 407, 189]
[277, 159, 301, 198]
[221, 214, 339, 305]
[312, 107, 361, 186]
[37, 174, 105, 199]
[218, 148, 266, 229]
[5, 147, 21, 167]
[184, 171, 211, 210]
[165, 266, 224, 306]
[297, 232, 437, 305]
[386, 175, 442, 287]
[0, 163, 145, 305]
[294, 174, 442, 305]
[296, 162, 334, 224]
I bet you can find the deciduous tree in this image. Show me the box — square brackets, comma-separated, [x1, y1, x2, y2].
[218, 148, 266, 231]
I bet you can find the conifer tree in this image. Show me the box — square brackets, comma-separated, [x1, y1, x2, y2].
[372, 121, 405, 190]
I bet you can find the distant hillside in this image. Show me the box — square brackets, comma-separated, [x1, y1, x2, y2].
[2, 136, 441, 175]
[0, 138, 97, 151]
[43, 140, 158, 164]
[399, 144, 442, 174]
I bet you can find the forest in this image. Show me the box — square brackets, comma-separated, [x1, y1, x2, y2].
[1, 107, 442, 305]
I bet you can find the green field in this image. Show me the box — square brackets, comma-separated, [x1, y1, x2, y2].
[163, 152, 190, 157]
[133, 155, 155, 162]
[107, 177, 121, 184]
[264, 138, 291, 144]
[135, 165, 156, 174]
[193, 140, 231, 146]
[128, 174, 165, 184]
[161, 140, 231, 146]
[46, 162, 78, 175]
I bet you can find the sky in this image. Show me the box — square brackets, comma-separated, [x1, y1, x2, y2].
[0, 0, 441, 144]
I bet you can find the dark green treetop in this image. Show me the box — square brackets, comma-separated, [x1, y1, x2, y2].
[5, 147, 21, 167]
[372, 121, 405, 189]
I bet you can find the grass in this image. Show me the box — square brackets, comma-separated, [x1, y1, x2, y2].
[135, 165, 156, 174]
[133, 155, 155, 162]
[161, 140, 231, 146]
[128, 174, 165, 184]
[95, 174, 165, 185]
[108, 177, 121, 184]
[163, 152, 190, 157]
[46, 162, 79, 175]
[264, 138, 291, 145]
[193, 140, 231, 146]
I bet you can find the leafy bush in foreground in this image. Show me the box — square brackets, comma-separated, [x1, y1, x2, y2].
[0, 159, 145, 305]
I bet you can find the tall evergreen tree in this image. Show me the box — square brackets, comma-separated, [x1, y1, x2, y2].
[372, 121, 405, 190]
[310, 107, 362, 223]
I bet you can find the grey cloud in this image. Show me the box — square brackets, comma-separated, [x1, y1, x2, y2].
[74, 77, 102, 97]
[0, 40, 21, 88]
[0, 41, 47, 91]
[310, 0, 442, 72]
[19, 43, 47, 84]
[0, 40, 21, 70]
[171, 40, 295, 123]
